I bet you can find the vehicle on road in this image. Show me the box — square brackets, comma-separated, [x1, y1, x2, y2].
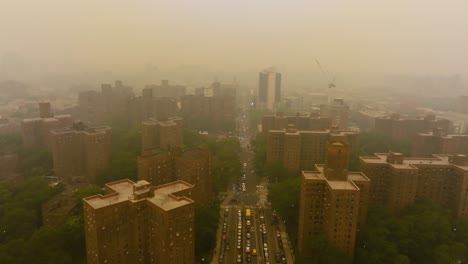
[252, 249, 257, 255]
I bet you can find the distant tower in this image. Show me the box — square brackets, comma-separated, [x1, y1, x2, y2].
[259, 68, 281, 110]
[39, 102, 53, 118]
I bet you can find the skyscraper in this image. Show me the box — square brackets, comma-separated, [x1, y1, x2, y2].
[258, 68, 281, 110]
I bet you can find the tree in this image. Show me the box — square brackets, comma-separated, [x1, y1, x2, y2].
[355, 199, 468, 264]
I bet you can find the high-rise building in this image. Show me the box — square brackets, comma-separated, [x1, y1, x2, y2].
[262, 112, 332, 134]
[412, 129, 468, 157]
[298, 141, 370, 257]
[78, 80, 134, 126]
[258, 68, 281, 110]
[21, 102, 73, 148]
[141, 117, 183, 151]
[144, 80, 186, 98]
[320, 98, 350, 130]
[83, 179, 195, 264]
[129, 93, 179, 129]
[266, 125, 359, 173]
[138, 148, 213, 207]
[50, 122, 111, 183]
[360, 152, 468, 219]
[181, 82, 236, 132]
[375, 113, 453, 141]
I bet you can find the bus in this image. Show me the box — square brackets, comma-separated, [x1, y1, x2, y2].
[245, 208, 251, 220]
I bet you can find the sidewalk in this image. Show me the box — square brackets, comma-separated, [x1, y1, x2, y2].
[278, 218, 295, 264]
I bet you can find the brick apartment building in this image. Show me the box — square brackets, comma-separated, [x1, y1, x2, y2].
[138, 148, 213, 207]
[262, 112, 332, 134]
[413, 129, 468, 157]
[144, 80, 186, 98]
[78, 81, 134, 126]
[83, 179, 195, 264]
[298, 141, 370, 257]
[266, 125, 359, 173]
[141, 117, 183, 151]
[50, 122, 111, 183]
[180, 82, 236, 132]
[320, 98, 350, 130]
[21, 102, 73, 148]
[360, 152, 468, 219]
[375, 113, 452, 141]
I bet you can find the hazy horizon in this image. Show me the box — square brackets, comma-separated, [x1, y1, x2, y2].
[1, 0, 468, 77]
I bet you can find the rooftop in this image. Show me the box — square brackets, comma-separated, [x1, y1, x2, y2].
[84, 179, 194, 211]
[361, 153, 468, 170]
[327, 180, 359, 190]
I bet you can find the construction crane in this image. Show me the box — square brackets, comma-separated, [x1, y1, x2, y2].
[315, 59, 336, 89]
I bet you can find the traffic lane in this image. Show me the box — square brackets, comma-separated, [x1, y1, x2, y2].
[265, 209, 280, 264]
[228, 207, 238, 264]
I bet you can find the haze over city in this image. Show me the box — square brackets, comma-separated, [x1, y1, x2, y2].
[2, 0, 468, 76]
[1, 1, 468, 264]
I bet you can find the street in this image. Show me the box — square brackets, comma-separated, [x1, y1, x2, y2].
[211, 105, 293, 264]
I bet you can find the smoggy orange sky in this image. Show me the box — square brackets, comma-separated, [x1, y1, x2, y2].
[1, 0, 467, 75]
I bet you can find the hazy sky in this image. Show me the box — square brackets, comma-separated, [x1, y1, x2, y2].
[1, 0, 467, 75]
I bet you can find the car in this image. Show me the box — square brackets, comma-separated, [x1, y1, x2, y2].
[245, 246, 250, 253]
[264, 252, 269, 259]
[281, 257, 286, 263]
[252, 249, 257, 255]
[225, 242, 230, 251]
[238, 235, 241, 241]
[237, 243, 241, 249]
[246, 220, 251, 226]
[246, 232, 251, 239]
[276, 253, 281, 262]
[246, 255, 251, 262]
[237, 254, 242, 263]
[224, 208, 229, 216]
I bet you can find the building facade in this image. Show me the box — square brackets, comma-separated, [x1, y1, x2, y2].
[262, 112, 332, 134]
[138, 148, 213, 207]
[320, 98, 350, 130]
[258, 68, 281, 110]
[83, 179, 195, 264]
[298, 141, 370, 257]
[375, 113, 453, 141]
[78, 81, 134, 126]
[181, 82, 236, 132]
[21, 102, 73, 148]
[360, 152, 468, 219]
[141, 117, 183, 151]
[144, 80, 186, 98]
[413, 130, 468, 157]
[50, 122, 111, 183]
[266, 126, 359, 173]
